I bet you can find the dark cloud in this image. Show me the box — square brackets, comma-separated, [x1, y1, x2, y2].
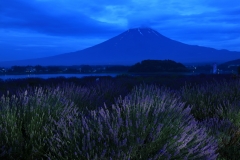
[0, 0, 123, 37]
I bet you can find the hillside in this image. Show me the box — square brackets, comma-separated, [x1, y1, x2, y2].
[128, 59, 189, 72]
[218, 59, 240, 69]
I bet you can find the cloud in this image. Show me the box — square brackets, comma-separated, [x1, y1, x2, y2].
[1, 0, 239, 37]
[0, 0, 124, 37]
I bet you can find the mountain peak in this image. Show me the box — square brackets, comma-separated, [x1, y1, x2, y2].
[129, 27, 153, 30]
[128, 27, 156, 32]
[125, 27, 163, 37]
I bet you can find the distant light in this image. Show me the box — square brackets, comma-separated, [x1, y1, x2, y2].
[213, 64, 217, 74]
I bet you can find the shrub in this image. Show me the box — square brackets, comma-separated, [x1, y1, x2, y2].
[179, 79, 240, 159]
[200, 117, 240, 160]
[0, 87, 77, 159]
[179, 79, 240, 121]
[86, 78, 129, 108]
[45, 85, 218, 159]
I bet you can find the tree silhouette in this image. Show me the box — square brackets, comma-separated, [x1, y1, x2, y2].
[128, 60, 189, 72]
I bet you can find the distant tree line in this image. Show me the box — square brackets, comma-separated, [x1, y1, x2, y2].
[190, 65, 240, 73]
[128, 60, 189, 73]
[0, 65, 130, 74]
[105, 66, 130, 72]
[2, 63, 239, 75]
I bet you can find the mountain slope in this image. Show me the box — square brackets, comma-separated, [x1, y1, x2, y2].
[1, 27, 240, 67]
[218, 59, 240, 69]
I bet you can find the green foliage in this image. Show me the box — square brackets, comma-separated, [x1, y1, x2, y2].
[0, 87, 77, 159]
[179, 79, 240, 159]
[179, 79, 240, 121]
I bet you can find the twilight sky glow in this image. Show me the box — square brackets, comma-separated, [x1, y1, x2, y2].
[1, 0, 240, 62]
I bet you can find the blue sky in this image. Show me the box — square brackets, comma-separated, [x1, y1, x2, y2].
[1, 0, 240, 61]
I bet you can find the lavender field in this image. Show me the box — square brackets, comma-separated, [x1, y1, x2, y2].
[0, 74, 240, 159]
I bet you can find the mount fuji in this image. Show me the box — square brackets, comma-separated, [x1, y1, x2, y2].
[1, 27, 240, 67]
